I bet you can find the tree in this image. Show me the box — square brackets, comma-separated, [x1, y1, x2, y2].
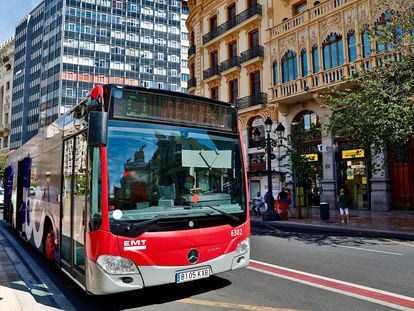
[0, 151, 7, 183]
[324, 0, 414, 156]
[280, 123, 322, 218]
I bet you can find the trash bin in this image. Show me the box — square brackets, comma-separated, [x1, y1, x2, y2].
[320, 202, 329, 220]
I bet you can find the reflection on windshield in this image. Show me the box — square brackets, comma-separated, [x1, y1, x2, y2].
[107, 121, 245, 222]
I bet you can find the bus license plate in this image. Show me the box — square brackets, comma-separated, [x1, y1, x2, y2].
[176, 267, 211, 283]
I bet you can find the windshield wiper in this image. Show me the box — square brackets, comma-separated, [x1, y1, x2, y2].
[203, 205, 240, 222]
[110, 214, 171, 234]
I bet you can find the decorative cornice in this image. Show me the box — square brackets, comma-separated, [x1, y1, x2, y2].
[225, 71, 240, 82]
[245, 62, 263, 75]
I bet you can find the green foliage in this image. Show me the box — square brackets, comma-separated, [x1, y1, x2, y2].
[0, 152, 6, 183]
[280, 124, 320, 183]
[325, 1, 414, 154]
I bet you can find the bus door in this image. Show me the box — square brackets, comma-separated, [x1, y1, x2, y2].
[61, 133, 88, 285]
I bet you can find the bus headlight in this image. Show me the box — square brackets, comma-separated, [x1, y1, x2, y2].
[97, 255, 139, 274]
[236, 237, 250, 255]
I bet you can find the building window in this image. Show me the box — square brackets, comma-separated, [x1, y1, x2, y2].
[281, 50, 298, 83]
[229, 79, 238, 102]
[228, 41, 237, 58]
[300, 49, 308, 77]
[322, 33, 344, 70]
[227, 3, 236, 20]
[211, 86, 219, 100]
[272, 61, 278, 86]
[249, 29, 259, 48]
[294, 1, 307, 15]
[210, 15, 217, 32]
[250, 71, 261, 97]
[362, 29, 371, 58]
[375, 12, 401, 53]
[210, 50, 219, 67]
[247, 0, 258, 7]
[312, 44, 319, 73]
[347, 30, 357, 62]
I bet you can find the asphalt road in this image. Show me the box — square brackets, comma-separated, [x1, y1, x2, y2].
[3, 219, 414, 311]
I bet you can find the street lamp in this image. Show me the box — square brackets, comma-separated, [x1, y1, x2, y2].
[253, 117, 285, 221]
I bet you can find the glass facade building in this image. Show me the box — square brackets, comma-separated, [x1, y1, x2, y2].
[10, 0, 188, 148]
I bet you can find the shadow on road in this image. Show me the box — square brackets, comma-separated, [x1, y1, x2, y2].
[74, 275, 232, 310]
[251, 222, 394, 248]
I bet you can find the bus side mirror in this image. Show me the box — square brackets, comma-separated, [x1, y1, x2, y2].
[88, 111, 108, 147]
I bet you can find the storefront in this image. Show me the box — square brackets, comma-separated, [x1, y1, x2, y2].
[336, 147, 370, 209]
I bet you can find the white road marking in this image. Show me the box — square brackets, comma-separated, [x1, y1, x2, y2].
[336, 245, 403, 255]
[249, 260, 414, 311]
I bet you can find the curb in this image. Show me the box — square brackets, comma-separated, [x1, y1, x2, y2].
[251, 219, 414, 241]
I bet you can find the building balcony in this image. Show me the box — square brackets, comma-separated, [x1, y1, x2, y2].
[234, 92, 267, 110]
[187, 78, 196, 90]
[188, 45, 196, 58]
[269, 0, 353, 39]
[240, 45, 264, 64]
[203, 65, 221, 80]
[269, 59, 375, 104]
[219, 56, 241, 74]
[202, 4, 262, 45]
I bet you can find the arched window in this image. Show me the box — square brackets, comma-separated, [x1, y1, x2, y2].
[361, 28, 371, 58]
[375, 11, 403, 53]
[272, 61, 278, 86]
[322, 33, 344, 70]
[300, 49, 308, 77]
[281, 50, 298, 83]
[311, 44, 319, 73]
[347, 30, 357, 62]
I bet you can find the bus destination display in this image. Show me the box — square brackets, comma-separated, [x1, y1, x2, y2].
[112, 89, 236, 131]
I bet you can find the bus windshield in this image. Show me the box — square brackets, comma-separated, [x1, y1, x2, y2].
[106, 120, 246, 230]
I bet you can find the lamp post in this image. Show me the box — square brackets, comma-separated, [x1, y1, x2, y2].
[253, 117, 285, 221]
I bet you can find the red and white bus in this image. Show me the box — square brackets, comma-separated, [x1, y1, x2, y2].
[4, 84, 250, 295]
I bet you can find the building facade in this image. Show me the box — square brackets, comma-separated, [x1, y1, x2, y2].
[10, 0, 188, 149]
[186, 0, 280, 202]
[187, 0, 413, 211]
[0, 37, 15, 152]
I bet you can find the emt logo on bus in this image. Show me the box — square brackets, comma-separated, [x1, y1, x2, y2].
[124, 240, 147, 251]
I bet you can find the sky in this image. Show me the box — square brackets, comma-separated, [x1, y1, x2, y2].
[0, 0, 42, 44]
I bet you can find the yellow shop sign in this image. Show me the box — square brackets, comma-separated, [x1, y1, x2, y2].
[303, 153, 319, 162]
[342, 149, 365, 159]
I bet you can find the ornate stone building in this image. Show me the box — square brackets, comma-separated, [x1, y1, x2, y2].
[0, 37, 14, 152]
[187, 0, 412, 211]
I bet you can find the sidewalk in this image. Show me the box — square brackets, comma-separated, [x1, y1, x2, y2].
[251, 207, 414, 240]
[0, 217, 65, 311]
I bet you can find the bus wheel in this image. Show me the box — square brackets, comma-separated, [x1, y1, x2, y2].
[44, 229, 55, 262]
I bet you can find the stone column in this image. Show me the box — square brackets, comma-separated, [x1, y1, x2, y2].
[320, 132, 336, 211]
[370, 146, 391, 211]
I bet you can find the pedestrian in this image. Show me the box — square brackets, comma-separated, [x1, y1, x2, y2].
[277, 187, 289, 220]
[253, 192, 264, 216]
[277, 187, 288, 203]
[337, 188, 349, 224]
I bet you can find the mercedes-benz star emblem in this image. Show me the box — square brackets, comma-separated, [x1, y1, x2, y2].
[187, 249, 199, 264]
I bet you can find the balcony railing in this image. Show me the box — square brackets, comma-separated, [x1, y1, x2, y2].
[240, 45, 264, 63]
[219, 56, 241, 72]
[203, 65, 221, 80]
[188, 78, 196, 89]
[270, 0, 350, 39]
[203, 4, 262, 44]
[188, 45, 196, 57]
[235, 92, 267, 110]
